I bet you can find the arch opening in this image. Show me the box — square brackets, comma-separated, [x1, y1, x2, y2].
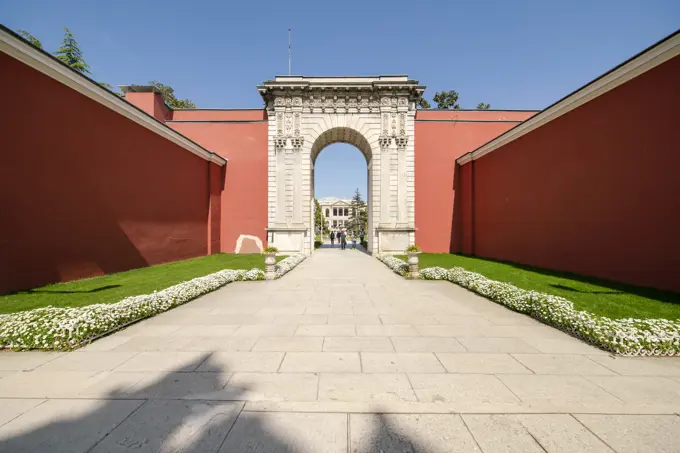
[311, 129, 373, 252]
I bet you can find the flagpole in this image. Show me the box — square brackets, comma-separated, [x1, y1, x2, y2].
[288, 29, 291, 75]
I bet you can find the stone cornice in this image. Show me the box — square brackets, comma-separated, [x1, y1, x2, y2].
[258, 75, 425, 111]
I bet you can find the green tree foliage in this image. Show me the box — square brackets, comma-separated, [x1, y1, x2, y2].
[433, 90, 460, 109]
[476, 102, 491, 110]
[415, 94, 431, 109]
[347, 188, 368, 235]
[16, 29, 43, 49]
[149, 81, 197, 109]
[314, 198, 329, 235]
[54, 27, 90, 74]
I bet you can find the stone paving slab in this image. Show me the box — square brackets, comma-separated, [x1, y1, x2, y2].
[511, 353, 617, 375]
[574, 414, 680, 453]
[323, 336, 394, 352]
[0, 398, 144, 453]
[0, 352, 65, 371]
[318, 373, 417, 402]
[279, 352, 361, 373]
[252, 336, 323, 352]
[361, 352, 446, 373]
[350, 413, 481, 452]
[219, 412, 347, 453]
[409, 374, 521, 405]
[90, 400, 243, 453]
[436, 353, 533, 374]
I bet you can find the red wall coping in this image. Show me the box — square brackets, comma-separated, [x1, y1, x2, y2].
[416, 110, 537, 122]
[171, 110, 267, 121]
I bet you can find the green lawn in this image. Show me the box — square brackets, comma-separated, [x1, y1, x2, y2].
[1, 254, 282, 315]
[399, 253, 680, 320]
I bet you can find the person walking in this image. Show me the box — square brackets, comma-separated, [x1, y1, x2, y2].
[340, 230, 347, 250]
[359, 230, 365, 246]
[352, 234, 357, 249]
[330, 231, 335, 247]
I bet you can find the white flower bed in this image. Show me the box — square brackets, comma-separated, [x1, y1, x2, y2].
[274, 254, 305, 278]
[0, 256, 305, 351]
[379, 257, 680, 356]
[377, 254, 409, 276]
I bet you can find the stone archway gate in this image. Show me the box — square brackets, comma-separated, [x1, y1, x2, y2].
[258, 76, 424, 255]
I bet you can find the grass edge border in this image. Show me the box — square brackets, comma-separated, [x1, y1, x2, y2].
[0, 254, 306, 351]
[376, 254, 680, 357]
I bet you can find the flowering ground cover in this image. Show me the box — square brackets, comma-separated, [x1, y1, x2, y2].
[0, 253, 285, 315]
[0, 254, 305, 350]
[396, 253, 680, 321]
[379, 254, 680, 355]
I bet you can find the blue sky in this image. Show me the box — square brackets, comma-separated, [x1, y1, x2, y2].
[3, 0, 678, 199]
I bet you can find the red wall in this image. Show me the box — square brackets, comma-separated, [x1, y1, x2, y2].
[414, 110, 536, 252]
[168, 118, 268, 252]
[457, 56, 680, 292]
[0, 53, 221, 293]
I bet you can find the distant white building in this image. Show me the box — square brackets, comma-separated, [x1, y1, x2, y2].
[317, 197, 364, 232]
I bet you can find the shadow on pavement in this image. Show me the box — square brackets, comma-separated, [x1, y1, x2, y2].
[0, 354, 436, 452]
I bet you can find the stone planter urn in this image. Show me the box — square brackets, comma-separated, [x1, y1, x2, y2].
[407, 252, 421, 279]
[264, 253, 277, 280]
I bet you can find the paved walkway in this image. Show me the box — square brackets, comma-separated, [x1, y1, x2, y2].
[1, 249, 680, 452]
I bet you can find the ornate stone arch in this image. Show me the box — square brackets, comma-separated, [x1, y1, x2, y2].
[258, 76, 424, 255]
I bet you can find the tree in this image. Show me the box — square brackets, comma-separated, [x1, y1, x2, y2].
[415, 94, 431, 109]
[347, 188, 368, 235]
[476, 102, 491, 110]
[433, 90, 460, 109]
[16, 29, 42, 49]
[149, 81, 196, 109]
[314, 198, 328, 235]
[54, 27, 90, 74]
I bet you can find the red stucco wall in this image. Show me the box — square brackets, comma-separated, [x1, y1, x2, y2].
[0, 52, 219, 293]
[414, 110, 536, 253]
[457, 55, 680, 292]
[169, 118, 268, 253]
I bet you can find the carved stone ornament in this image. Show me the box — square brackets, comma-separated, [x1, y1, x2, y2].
[291, 136, 305, 149]
[396, 135, 408, 149]
[275, 136, 287, 149]
[379, 136, 391, 148]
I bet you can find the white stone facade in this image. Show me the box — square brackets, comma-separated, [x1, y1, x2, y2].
[258, 76, 423, 255]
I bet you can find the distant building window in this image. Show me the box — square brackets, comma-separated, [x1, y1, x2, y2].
[344, 208, 349, 216]
[333, 208, 337, 216]
[333, 220, 337, 227]
[325, 208, 329, 217]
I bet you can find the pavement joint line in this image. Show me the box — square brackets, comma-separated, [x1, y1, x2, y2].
[84, 398, 147, 453]
[508, 353, 537, 374]
[0, 398, 47, 429]
[494, 374, 524, 404]
[192, 352, 214, 372]
[276, 352, 286, 372]
[458, 414, 486, 452]
[517, 416, 550, 453]
[345, 412, 350, 453]
[569, 413, 617, 452]
[432, 352, 448, 372]
[215, 402, 246, 453]
[580, 374, 628, 404]
[583, 354, 622, 375]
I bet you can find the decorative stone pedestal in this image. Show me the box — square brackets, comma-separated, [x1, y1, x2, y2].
[264, 253, 277, 280]
[407, 252, 421, 279]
